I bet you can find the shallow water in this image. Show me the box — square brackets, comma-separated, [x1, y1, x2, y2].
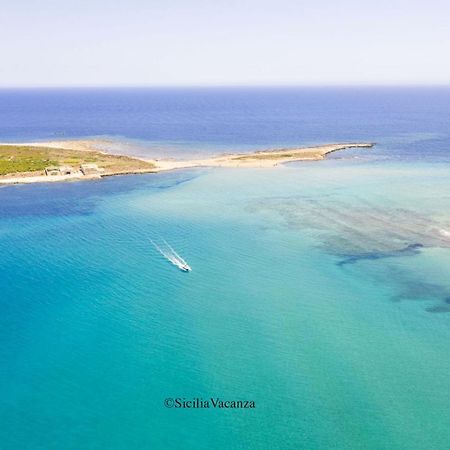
[1, 89, 450, 449]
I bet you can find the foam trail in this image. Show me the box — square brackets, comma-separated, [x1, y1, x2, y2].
[163, 239, 187, 265]
[151, 239, 176, 263]
[151, 240, 171, 261]
[151, 239, 191, 271]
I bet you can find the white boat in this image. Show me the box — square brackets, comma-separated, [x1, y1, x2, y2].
[178, 262, 192, 272]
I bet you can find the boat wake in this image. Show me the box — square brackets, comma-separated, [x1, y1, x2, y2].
[151, 239, 192, 272]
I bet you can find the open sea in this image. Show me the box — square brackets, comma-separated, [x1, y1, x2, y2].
[1, 88, 450, 449]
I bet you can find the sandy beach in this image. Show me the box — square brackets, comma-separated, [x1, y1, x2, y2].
[153, 142, 373, 170]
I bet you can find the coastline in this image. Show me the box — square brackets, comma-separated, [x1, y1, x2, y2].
[0, 141, 374, 185]
[154, 142, 374, 170]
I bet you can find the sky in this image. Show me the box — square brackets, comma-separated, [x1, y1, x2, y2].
[0, 0, 449, 86]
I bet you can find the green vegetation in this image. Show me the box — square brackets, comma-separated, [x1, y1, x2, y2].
[231, 151, 320, 161]
[0, 146, 59, 175]
[0, 145, 155, 177]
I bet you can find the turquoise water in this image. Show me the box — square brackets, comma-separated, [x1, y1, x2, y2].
[1, 89, 450, 449]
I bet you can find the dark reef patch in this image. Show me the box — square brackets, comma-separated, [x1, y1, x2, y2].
[391, 279, 450, 313]
[426, 305, 450, 313]
[249, 195, 450, 314]
[337, 243, 424, 266]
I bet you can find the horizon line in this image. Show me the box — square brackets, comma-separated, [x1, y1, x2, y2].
[1, 83, 450, 90]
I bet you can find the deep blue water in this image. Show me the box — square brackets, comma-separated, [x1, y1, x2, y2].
[1, 87, 449, 159]
[1, 88, 450, 450]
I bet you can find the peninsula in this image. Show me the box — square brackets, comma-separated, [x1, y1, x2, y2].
[0, 140, 373, 185]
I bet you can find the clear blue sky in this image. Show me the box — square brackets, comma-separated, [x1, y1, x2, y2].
[1, 0, 449, 86]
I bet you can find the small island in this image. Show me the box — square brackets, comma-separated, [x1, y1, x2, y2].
[0, 140, 374, 185]
[0, 142, 157, 184]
